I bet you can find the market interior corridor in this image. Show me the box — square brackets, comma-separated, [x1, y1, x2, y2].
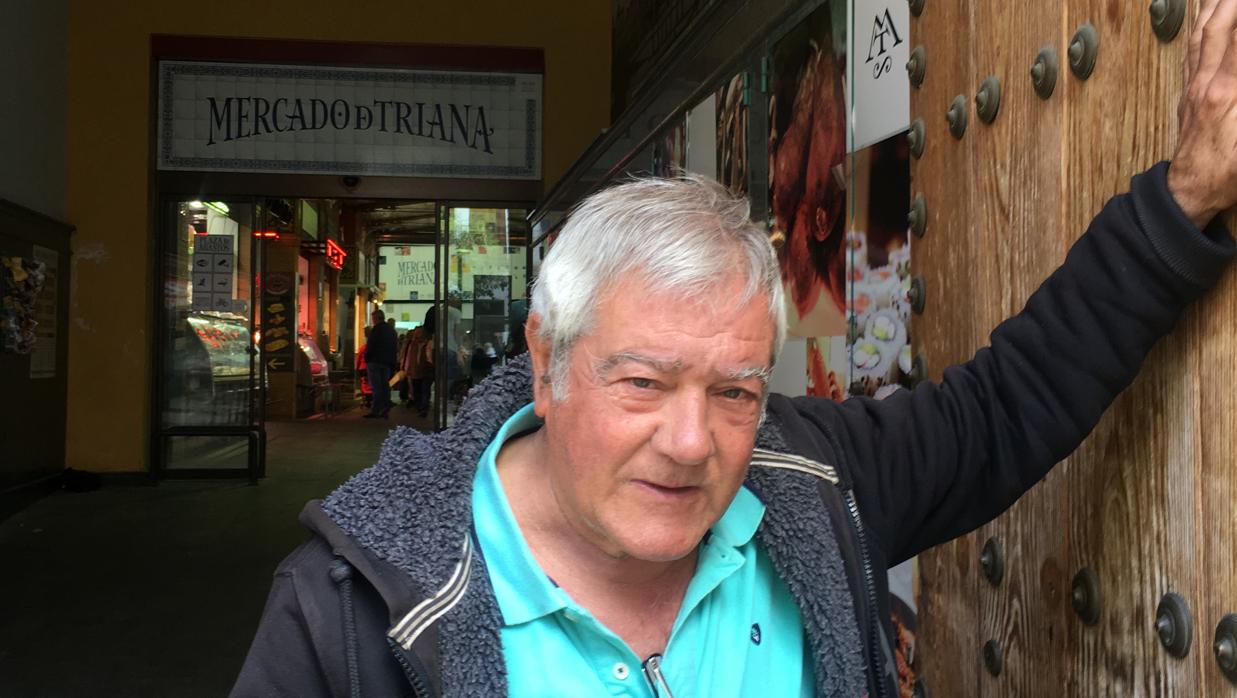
[0, 407, 424, 697]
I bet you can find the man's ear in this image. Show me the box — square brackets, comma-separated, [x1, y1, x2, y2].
[525, 313, 553, 417]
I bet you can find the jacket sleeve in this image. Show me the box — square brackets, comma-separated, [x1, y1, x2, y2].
[791, 162, 1235, 565]
[232, 546, 334, 698]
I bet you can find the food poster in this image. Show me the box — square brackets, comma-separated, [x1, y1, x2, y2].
[768, 2, 849, 346]
[716, 71, 748, 197]
[261, 271, 297, 373]
[767, 3, 918, 691]
[806, 336, 846, 400]
[767, 0, 849, 396]
[845, 134, 912, 398]
[684, 95, 717, 178]
[1, 255, 47, 355]
[653, 118, 686, 178]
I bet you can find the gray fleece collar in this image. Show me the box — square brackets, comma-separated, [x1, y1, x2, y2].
[322, 355, 866, 696]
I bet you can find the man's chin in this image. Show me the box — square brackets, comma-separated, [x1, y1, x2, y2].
[616, 526, 709, 563]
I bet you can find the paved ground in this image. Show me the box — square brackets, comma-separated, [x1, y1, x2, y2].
[0, 402, 432, 697]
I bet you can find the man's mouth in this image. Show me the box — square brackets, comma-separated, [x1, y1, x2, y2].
[634, 480, 701, 499]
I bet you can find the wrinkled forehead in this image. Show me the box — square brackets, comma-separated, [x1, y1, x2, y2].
[587, 273, 778, 354]
[594, 266, 764, 317]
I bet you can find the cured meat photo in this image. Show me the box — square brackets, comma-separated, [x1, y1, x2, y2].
[768, 16, 848, 337]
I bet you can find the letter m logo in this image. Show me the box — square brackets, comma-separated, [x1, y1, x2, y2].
[866, 8, 904, 63]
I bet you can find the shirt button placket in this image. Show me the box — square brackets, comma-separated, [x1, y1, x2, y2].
[612, 662, 630, 681]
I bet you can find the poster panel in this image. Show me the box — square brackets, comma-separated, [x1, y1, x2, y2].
[653, 118, 686, 178]
[766, 3, 916, 691]
[379, 245, 437, 301]
[29, 246, 58, 378]
[261, 272, 297, 373]
[0, 255, 47, 355]
[685, 95, 717, 179]
[716, 72, 749, 197]
[845, 135, 912, 398]
[768, 3, 848, 342]
[845, 66, 917, 698]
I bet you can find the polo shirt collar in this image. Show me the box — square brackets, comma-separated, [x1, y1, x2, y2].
[472, 404, 565, 626]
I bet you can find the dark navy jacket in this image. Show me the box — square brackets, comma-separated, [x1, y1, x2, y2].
[365, 322, 399, 369]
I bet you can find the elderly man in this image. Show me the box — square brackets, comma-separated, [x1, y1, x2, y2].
[235, 5, 1237, 696]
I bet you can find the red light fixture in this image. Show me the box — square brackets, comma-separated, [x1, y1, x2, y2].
[326, 239, 347, 270]
[253, 230, 280, 239]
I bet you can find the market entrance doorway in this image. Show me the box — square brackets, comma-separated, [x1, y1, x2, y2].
[151, 196, 529, 478]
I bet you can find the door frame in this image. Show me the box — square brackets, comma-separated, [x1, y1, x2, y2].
[149, 182, 536, 479]
[149, 195, 266, 481]
[148, 37, 542, 478]
[434, 201, 534, 431]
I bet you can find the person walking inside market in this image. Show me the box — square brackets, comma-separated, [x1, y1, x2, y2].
[234, 4, 1237, 695]
[394, 330, 410, 404]
[402, 318, 434, 418]
[362, 309, 398, 419]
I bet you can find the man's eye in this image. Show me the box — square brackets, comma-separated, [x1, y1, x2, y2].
[628, 377, 656, 389]
[720, 388, 750, 400]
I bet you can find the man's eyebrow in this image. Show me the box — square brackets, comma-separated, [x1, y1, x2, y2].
[594, 352, 771, 387]
[727, 366, 772, 386]
[594, 352, 683, 378]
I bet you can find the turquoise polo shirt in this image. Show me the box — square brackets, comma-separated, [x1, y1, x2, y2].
[472, 404, 813, 697]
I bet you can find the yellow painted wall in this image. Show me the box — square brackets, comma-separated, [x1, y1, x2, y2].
[65, 1, 611, 472]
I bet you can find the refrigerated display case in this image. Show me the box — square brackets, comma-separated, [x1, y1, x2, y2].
[165, 310, 254, 426]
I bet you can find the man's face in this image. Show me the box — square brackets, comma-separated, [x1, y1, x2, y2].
[530, 275, 774, 562]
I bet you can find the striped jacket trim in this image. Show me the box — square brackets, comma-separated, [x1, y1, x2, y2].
[750, 448, 840, 485]
[388, 535, 474, 650]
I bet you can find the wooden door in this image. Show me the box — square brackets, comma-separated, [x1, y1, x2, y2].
[910, 1, 1237, 695]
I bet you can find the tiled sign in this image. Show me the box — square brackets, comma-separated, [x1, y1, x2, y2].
[157, 61, 542, 180]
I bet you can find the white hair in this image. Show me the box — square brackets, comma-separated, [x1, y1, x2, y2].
[530, 173, 786, 399]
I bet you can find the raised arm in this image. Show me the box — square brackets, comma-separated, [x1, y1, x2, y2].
[789, 0, 1237, 564]
[799, 163, 1232, 563]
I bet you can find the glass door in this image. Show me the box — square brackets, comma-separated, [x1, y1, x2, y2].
[154, 198, 264, 479]
[435, 205, 530, 429]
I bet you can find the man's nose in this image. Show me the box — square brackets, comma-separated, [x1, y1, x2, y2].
[653, 390, 714, 465]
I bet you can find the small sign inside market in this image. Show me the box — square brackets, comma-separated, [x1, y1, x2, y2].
[326, 240, 347, 270]
[260, 272, 296, 373]
[156, 60, 542, 180]
[301, 239, 350, 271]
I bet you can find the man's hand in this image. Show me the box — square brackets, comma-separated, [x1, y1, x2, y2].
[1169, 0, 1237, 229]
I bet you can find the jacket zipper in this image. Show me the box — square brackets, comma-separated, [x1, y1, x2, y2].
[751, 451, 886, 695]
[842, 488, 889, 698]
[387, 638, 431, 698]
[641, 654, 675, 698]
